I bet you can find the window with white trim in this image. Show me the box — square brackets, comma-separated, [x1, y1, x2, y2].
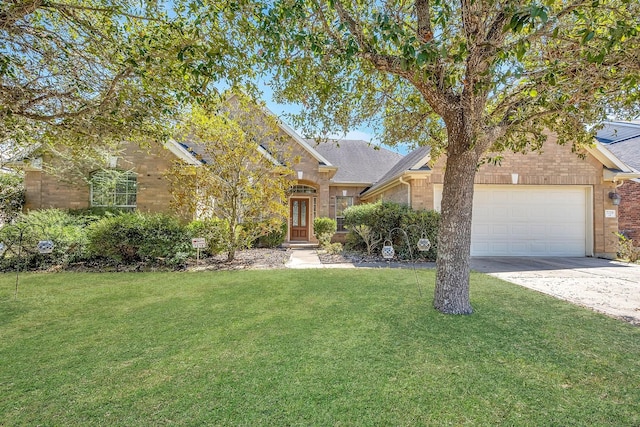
[335, 196, 353, 232]
[90, 170, 137, 209]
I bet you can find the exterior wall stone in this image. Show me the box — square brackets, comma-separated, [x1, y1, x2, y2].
[618, 181, 640, 245]
[372, 183, 410, 205]
[409, 177, 433, 210]
[24, 143, 177, 214]
[430, 138, 617, 257]
[24, 155, 90, 211]
[119, 144, 175, 213]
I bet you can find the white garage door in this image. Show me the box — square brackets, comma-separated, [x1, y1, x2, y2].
[435, 185, 589, 257]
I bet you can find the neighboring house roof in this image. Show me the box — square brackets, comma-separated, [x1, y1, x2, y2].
[596, 121, 640, 143]
[312, 139, 403, 184]
[361, 145, 432, 197]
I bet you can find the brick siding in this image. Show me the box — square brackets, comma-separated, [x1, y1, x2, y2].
[618, 181, 640, 245]
[24, 142, 176, 214]
[364, 136, 619, 257]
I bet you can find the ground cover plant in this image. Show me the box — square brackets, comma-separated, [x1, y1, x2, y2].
[1, 269, 639, 425]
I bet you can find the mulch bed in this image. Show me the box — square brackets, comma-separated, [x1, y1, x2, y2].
[187, 248, 291, 271]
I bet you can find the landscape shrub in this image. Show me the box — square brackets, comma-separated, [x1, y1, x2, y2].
[324, 242, 343, 254]
[399, 209, 440, 261]
[253, 221, 287, 248]
[343, 201, 440, 260]
[88, 213, 191, 266]
[0, 173, 25, 225]
[313, 217, 337, 248]
[0, 209, 91, 271]
[343, 201, 407, 252]
[187, 218, 229, 256]
[617, 233, 640, 263]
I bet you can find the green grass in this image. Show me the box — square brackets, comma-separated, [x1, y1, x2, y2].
[1, 269, 639, 426]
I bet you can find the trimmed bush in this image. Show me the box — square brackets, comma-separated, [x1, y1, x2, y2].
[253, 221, 287, 248]
[187, 218, 229, 256]
[399, 209, 440, 261]
[343, 201, 409, 252]
[87, 213, 191, 266]
[313, 217, 337, 248]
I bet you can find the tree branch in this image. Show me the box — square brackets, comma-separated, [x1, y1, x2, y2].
[415, 0, 432, 43]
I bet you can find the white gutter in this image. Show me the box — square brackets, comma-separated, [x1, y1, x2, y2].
[603, 169, 640, 182]
[399, 175, 411, 207]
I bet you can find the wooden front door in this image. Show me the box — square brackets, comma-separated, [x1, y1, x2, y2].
[290, 198, 309, 241]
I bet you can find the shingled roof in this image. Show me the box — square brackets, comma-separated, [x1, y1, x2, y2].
[361, 145, 432, 196]
[312, 139, 403, 184]
[596, 121, 640, 173]
[605, 136, 640, 172]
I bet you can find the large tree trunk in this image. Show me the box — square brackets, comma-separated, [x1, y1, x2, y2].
[434, 147, 479, 315]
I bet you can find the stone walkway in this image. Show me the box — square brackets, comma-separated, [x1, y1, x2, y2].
[285, 249, 354, 269]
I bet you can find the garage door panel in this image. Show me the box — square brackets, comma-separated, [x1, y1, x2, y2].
[469, 186, 587, 257]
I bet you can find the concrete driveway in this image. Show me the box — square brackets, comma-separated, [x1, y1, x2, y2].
[471, 257, 640, 325]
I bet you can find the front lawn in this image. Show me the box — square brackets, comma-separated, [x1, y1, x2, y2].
[1, 269, 638, 425]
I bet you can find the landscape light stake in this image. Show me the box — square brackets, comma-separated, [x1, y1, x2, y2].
[1, 223, 53, 299]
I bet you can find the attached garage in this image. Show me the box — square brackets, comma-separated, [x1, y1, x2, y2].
[435, 185, 592, 257]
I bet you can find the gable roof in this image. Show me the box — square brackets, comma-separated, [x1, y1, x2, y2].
[606, 136, 640, 172]
[226, 94, 334, 170]
[312, 139, 403, 184]
[361, 145, 432, 196]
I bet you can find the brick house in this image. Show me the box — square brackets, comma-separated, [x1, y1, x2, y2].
[20, 102, 403, 246]
[359, 133, 639, 258]
[596, 121, 640, 245]
[19, 106, 640, 257]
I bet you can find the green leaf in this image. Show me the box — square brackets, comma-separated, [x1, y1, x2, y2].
[582, 30, 595, 43]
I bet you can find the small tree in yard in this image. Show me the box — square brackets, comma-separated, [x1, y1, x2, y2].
[254, 0, 640, 314]
[167, 95, 297, 261]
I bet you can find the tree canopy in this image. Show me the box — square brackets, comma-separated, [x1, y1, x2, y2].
[254, 0, 640, 313]
[1, 0, 257, 157]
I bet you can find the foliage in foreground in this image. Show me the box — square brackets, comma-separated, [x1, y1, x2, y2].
[0, 209, 92, 270]
[166, 96, 296, 261]
[617, 232, 640, 263]
[0, 173, 25, 225]
[0, 209, 287, 271]
[0, 269, 638, 426]
[87, 213, 192, 266]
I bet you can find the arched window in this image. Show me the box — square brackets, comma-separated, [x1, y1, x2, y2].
[90, 170, 137, 208]
[290, 185, 317, 194]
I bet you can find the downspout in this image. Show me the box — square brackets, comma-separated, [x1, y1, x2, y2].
[399, 175, 411, 207]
